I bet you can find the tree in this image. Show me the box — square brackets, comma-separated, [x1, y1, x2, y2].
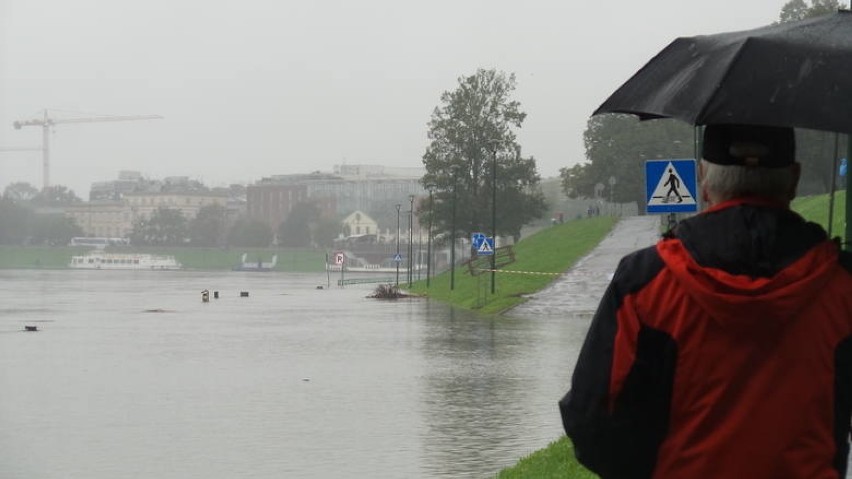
[3, 182, 39, 202]
[313, 217, 342, 248]
[130, 207, 188, 246]
[227, 218, 272, 248]
[779, 0, 840, 23]
[189, 204, 228, 247]
[29, 214, 83, 246]
[0, 197, 33, 244]
[277, 202, 320, 247]
[421, 68, 546, 242]
[568, 115, 694, 210]
[796, 129, 848, 194]
[31, 185, 82, 207]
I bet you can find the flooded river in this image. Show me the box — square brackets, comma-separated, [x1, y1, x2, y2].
[0, 269, 592, 478]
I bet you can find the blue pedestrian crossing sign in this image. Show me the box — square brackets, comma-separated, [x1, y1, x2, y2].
[645, 159, 698, 214]
[471, 232, 486, 250]
[393, 253, 403, 262]
[477, 237, 495, 256]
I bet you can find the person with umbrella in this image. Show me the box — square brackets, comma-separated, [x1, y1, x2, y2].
[559, 123, 852, 478]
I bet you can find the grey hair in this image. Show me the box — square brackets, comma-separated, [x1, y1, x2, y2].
[699, 160, 797, 203]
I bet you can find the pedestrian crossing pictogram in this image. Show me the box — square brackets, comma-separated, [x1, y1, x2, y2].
[477, 237, 495, 256]
[645, 159, 698, 213]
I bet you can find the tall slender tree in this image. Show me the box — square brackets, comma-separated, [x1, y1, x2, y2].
[421, 68, 546, 242]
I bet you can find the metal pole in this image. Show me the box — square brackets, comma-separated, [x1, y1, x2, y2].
[417, 217, 422, 281]
[828, 133, 840, 238]
[395, 204, 401, 285]
[426, 188, 433, 287]
[42, 110, 50, 190]
[450, 180, 457, 291]
[845, 0, 852, 247]
[491, 147, 497, 294]
[408, 195, 414, 286]
[846, 134, 852, 250]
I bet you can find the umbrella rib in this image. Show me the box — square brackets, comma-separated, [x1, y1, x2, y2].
[693, 38, 752, 126]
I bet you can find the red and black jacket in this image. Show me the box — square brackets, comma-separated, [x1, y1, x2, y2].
[560, 199, 852, 479]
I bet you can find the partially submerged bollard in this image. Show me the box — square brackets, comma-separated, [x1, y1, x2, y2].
[202, 289, 210, 303]
[240, 291, 249, 297]
[213, 291, 219, 299]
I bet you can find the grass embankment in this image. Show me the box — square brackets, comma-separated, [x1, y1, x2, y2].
[0, 246, 327, 272]
[792, 189, 846, 236]
[497, 438, 595, 479]
[496, 192, 847, 479]
[405, 215, 618, 315]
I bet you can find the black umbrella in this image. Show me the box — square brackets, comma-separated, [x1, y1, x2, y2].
[594, 11, 852, 133]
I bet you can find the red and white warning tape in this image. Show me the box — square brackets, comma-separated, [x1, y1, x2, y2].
[476, 269, 561, 276]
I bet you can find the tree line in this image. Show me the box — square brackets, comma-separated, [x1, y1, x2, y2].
[0, 183, 340, 248]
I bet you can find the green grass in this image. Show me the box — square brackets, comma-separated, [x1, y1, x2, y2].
[405, 216, 617, 315]
[792, 189, 846, 237]
[0, 246, 87, 269]
[497, 437, 596, 479]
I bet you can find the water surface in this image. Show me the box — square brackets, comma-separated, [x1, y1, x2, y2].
[0, 270, 588, 478]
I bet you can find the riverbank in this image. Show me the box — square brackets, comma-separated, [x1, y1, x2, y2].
[0, 245, 327, 272]
[404, 216, 619, 315]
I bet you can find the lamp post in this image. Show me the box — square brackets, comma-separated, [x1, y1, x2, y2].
[426, 186, 434, 287]
[408, 194, 414, 286]
[395, 203, 401, 286]
[490, 146, 497, 294]
[450, 173, 458, 291]
[486, 139, 508, 295]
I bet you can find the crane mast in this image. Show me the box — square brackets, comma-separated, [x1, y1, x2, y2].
[12, 109, 163, 190]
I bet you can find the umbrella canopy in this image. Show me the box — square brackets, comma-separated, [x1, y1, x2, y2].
[595, 11, 852, 133]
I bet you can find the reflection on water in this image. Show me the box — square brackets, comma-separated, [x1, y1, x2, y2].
[0, 270, 588, 478]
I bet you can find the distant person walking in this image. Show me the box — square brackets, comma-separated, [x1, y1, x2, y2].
[560, 124, 852, 479]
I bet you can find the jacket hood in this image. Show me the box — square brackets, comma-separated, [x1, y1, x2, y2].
[657, 202, 838, 327]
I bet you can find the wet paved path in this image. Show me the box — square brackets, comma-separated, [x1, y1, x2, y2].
[511, 215, 661, 317]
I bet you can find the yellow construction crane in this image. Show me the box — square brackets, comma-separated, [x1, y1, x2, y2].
[12, 109, 163, 189]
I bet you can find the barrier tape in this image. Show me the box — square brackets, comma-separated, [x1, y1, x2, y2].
[476, 268, 561, 276]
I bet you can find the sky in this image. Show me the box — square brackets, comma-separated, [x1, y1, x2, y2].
[0, 0, 793, 197]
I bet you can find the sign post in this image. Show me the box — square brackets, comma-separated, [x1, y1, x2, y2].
[645, 159, 698, 215]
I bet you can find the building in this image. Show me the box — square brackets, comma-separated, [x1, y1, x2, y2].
[341, 211, 378, 237]
[246, 165, 426, 233]
[123, 191, 229, 221]
[65, 201, 134, 238]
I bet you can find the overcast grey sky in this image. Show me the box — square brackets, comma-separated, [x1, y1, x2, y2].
[1, 0, 790, 196]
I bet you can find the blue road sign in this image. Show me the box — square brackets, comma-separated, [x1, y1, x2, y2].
[471, 232, 486, 249]
[645, 159, 698, 214]
[393, 253, 403, 262]
[477, 237, 495, 256]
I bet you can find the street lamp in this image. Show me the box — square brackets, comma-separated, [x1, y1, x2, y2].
[426, 186, 434, 287]
[487, 139, 509, 295]
[408, 194, 414, 286]
[395, 203, 401, 286]
[450, 171, 458, 291]
[491, 144, 498, 295]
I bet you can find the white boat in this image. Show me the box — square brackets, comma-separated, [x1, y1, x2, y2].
[69, 252, 182, 270]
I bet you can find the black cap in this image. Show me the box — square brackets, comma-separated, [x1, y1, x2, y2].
[702, 124, 795, 168]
